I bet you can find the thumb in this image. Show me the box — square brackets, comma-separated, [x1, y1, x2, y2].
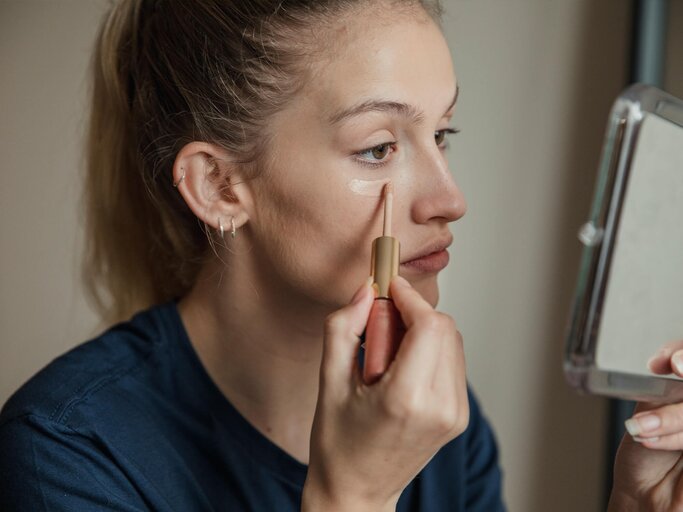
[320, 277, 374, 394]
[647, 340, 683, 374]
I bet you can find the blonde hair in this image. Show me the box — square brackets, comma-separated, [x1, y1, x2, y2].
[82, 0, 443, 326]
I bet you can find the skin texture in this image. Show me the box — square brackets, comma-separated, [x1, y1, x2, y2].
[174, 5, 463, 467]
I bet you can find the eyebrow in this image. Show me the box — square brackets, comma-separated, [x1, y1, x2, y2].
[327, 84, 459, 126]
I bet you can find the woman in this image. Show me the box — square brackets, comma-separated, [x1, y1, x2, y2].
[0, 1, 680, 510]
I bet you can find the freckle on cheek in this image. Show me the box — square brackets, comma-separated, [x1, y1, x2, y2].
[347, 178, 390, 197]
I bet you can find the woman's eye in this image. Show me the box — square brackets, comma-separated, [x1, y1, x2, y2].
[370, 143, 391, 159]
[355, 142, 396, 168]
[435, 127, 460, 148]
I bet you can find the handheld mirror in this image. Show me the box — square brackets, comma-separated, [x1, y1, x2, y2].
[564, 84, 683, 403]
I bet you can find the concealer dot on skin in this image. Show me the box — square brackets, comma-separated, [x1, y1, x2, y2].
[347, 178, 390, 197]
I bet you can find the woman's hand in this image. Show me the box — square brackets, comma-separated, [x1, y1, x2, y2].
[301, 276, 469, 512]
[609, 340, 683, 511]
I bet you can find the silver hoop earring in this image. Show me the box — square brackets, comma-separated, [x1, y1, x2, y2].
[218, 217, 224, 239]
[230, 217, 237, 239]
[173, 168, 185, 188]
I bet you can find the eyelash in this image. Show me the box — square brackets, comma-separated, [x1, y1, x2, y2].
[354, 128, 461, 169]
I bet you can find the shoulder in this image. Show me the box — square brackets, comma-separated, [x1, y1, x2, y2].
[463, 386, 495, 443]
[0, 300, 178, 429]
[0, 300, 188, 510]
[462, 385, 505, 509]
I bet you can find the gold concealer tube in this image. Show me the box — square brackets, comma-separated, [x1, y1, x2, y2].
[363, 183, 405, 385]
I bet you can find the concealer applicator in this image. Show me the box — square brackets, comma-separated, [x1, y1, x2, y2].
[363, 183, 405, 385]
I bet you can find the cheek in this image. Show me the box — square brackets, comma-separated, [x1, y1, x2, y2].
[251, 172, 383, 306]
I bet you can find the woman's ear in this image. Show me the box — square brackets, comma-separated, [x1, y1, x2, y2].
[171, 141, 253, 234]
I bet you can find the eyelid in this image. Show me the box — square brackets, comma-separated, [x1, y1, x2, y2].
[438, 127, 460, 139]
[356, 140, 397, 155]
[436, 127, 460, 151]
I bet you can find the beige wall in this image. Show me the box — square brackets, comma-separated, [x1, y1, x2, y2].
[2, 1, 679, 510]
[1, 1, 108, 400]
[440, 1, 627, 509]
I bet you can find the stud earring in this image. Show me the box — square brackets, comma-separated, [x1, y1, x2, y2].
[173, 168, 185, 188]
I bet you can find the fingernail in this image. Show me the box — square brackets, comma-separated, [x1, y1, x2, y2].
[673, 353, 683, 374]
[633, 436, 659, 443]
[625, 414, 661, 436]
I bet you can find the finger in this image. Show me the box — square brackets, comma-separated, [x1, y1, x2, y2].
[647, 340, 683, 374]
[626, 402, 683, 440]
[632, 431, 683, 451]
[387, 278, 456, 390]
[321, 277, 374, 391]
[389, 275, 435, 329]
[672, 350, 683, 378]
[648, 355, 673, 375]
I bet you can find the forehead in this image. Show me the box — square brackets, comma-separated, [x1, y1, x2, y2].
[302, 10, 456, 121]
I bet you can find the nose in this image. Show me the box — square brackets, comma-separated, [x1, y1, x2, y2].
[409, 145, 467, 225]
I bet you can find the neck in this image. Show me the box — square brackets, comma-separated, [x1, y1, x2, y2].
[177, 252, 332, 464]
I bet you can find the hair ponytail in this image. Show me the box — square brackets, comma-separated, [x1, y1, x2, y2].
[83, 0, 202, 326]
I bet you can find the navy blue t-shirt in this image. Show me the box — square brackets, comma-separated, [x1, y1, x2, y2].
[0, 300, 505, 511]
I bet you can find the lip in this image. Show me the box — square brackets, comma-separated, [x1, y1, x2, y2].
[400, 236, 453, 273]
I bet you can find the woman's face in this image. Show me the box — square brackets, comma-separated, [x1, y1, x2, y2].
[247, 7, 466, 310]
